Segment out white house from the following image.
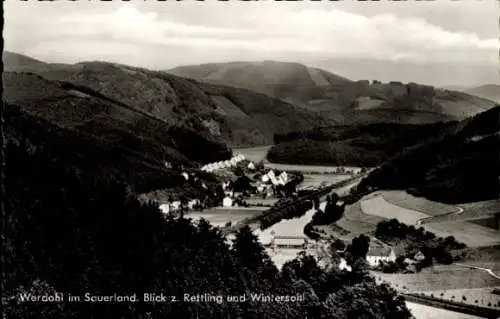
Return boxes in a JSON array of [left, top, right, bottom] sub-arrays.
[[366, 245, 397, 267], [279, 171, 288, 182], [230, 157, 239, 166], [261, 174, 270, 183], [171, 201, 182, 211], [339, 258, 352, 272], [159, 204, 170, 215], [223, 197, 233, 207], [268, 170, 275, 179], [248, 162, 255, 170]]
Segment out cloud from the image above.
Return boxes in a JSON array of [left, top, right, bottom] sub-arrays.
[[4, 2, 497, 69]]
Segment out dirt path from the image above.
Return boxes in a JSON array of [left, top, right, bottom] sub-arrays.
[[454, 263, 500, 281], [417, 207, 464, 225]]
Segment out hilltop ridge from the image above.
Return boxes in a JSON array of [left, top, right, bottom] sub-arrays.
[[168, 61, 497, 125]]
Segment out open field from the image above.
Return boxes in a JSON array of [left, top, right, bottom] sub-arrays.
[[461, 246, 500, 263], [382, 191, 457, 217], [264, 163, 363, 174], [383, 191, 499, 226], [334, 201, 383, 234], [405, 302, 484, 319], [362, 196, 430, 225], [245, 198, 280, 207], [432, 200, 500, 224], [186, 207, 266, 227], [426, 287, 500, 309], [361, 194, 500, 247], [424, 222, 500, 248], [233, 145, 272, 163], [300, 174, 351, 189], [373, 266, 500, 293]]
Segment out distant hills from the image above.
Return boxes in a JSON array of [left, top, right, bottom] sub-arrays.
[[311, 58, 498, 89], [442, 84, 500, 104], [168, 61, 497, 125], [464, 85, 500, 104], [168, 60, 351, 97]]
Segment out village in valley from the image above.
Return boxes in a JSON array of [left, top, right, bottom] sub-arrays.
[[139, 147, 500, 318]]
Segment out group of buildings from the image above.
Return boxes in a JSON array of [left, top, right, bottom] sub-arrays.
[[200, 154, 252, 173]]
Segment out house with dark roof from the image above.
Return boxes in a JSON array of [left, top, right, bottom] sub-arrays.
[[366, 244, 396, 267]]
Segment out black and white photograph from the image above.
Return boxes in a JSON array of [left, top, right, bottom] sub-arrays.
[[2, 0, 500, 318]]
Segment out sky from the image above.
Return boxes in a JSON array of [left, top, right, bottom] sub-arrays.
[[4, 0, 499, 85]]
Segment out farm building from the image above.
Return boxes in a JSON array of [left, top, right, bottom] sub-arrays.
[[366, 245, 397, 267], [414, 251, 426, 261], [159, 203, 170, 215], [339, 258, 352, 272], [270, 236, 309, 249], [223, 197, 233, 207]]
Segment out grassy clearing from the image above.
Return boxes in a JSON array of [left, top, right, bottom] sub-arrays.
[[373, 266, 500, 293], [361, 196, 429, 225], [426, 287, 500, 309], [300, 174, 351, 189], [335, 201, 384, 234], [423, 222, 500, 248], [429, 200, 500, 223], [361, 195, 500, 247], [186, 207, 265, 227], [264, 163, 362, 174], [382, 191, 457, 217], [245, 198, 280, 207], [461, 246, 500, 263]]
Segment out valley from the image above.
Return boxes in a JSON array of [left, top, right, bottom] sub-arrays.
[[4, 50, 499, 319]]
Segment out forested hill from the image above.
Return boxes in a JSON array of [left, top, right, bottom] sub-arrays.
[[4, 139, 412, 318], [355, 106, 500, 204], [4, 51, 327, 147], [3, 71, 234, 194], [268, 121, 457, 167]]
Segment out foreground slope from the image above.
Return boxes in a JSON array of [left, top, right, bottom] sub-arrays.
[[169, 61, 496, 125], [4, 52, 327, 147], [355, 106, 500, 204]]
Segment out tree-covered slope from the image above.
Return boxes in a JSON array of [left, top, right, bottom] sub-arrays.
[[355, 106, 500, 204]]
